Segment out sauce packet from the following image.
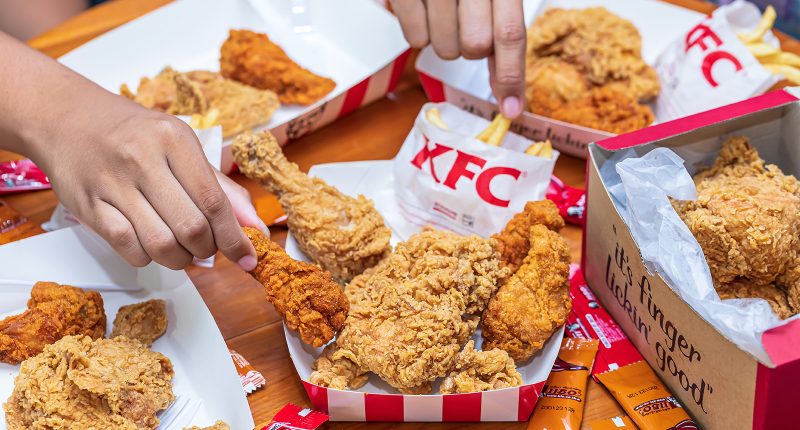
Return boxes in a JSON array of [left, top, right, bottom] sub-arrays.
[[588, 415, 638, 429], [0, 159, 50, 194], [229, 349, 266, 395], [0, 200, 44, 245], [529, 338, 599, 429], [260, 404, 329, 430], [545, 176, 585, 226]]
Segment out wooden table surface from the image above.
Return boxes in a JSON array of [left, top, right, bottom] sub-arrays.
[[2, 0, 798, 428]]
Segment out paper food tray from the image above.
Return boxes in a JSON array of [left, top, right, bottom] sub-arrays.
[[58, 0, 410, 173], [0, 227, 252, 430], [416, 0, 705, 158], [281, 160, 563, 422]]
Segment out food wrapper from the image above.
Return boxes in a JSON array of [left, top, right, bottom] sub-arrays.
[[588, 415, 639, 429], [259, 404, 329, 430], [529, 338, 599, 429], [546, 177, 585, 226], [229, 349, 266, 395], [600, 146, 797, 365], [0, 159, 50, 194], [393, 102, 558, 236], [655, 0, 779, 121], [0, 200, 44, 245]]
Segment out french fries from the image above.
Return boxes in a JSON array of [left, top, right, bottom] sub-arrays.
[[475, 114, 511, 147], [189, 108, 220, 129], [739, 5, 800, 85], [425, 108, 449, 130], [524, 140, 554, 159]]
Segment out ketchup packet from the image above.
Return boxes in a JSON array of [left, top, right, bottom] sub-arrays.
[[588, 415, 639, 429], [0, 159, 50, 194], [545, 176, 585, 226], [229, 349, 266, 395], [0, 200, 44, 245], [260, 404, 329, 430]]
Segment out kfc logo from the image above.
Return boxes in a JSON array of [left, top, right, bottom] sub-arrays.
[[685, 21, 743, 87], [411, 135, 522, 207]]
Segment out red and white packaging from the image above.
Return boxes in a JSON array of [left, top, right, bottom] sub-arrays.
[[546, 177, 585, 226], [393, 102, 558, 236], [229, 349, 266, 395], [417, 0, 780, 158], [583, 89, 800, 429], [259, 404, 329, 430], [655, 0, 779, 121], [56, 0, 410, 174], [0, 160, 50, 194]]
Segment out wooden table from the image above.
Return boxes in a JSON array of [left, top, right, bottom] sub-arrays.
[[2, 1, 798, 428]]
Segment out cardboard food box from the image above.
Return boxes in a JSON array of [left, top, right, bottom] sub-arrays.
[[583, 89, 800, 429], [58, 0, 410, 173], [280, 160, 564, 422]]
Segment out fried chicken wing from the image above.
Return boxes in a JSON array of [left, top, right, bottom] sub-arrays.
[[220, 29, 336, 105], [111, 299, 168, 347], [492, 200, 565, 273], [4, 335, 174, 430], [121, 67, 279, 138], [482, 225, 572, 361], [0, 282, 106, 365], [329, 230, 508, 393], [440, 340, 523, 394], [233, 130, 391, 282], [673, 137, 800, 317], [244, 227, 348, 347]]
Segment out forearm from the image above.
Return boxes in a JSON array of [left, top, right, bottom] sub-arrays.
[[0, 31, 120, 160]]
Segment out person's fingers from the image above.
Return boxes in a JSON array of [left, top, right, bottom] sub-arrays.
[[427, 0, 460, 60], [214, 169, 269, 238], [89, 200, 151, 267], [458, 0, 493, 59], [141, 170, 216, 259], [113, 191, 193, 270], [491, 0, 526, 118], [391, 0, 429, 49], [161, 121, 256, 270]]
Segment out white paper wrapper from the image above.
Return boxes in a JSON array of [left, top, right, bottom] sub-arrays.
[[601, 147, 797, 365], [655, 0, 780, 121], [393, 103, 558, 237]]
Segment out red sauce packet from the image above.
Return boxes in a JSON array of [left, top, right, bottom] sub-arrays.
[[260, 404, 329, 430], [0, 200, 44, 245], [546, 176, 585, 226], [229, 349, 266, 395], [0, 159, 50, 194]]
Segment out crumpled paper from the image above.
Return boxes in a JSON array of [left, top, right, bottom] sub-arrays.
[[601, 147, 793, 366]]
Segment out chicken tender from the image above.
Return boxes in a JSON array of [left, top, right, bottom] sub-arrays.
[[220, 29, 336, 105], [4, 335, 174, 430], [492, 200, 565, 273], [233, 130, 391, 282], [332, 230, 508, 393], [482, 225, 572, 361], [0, 282, 106, 365], [440, 340, 523, 394], [243, 227, 349, 347], [111, 299, 168, 346]]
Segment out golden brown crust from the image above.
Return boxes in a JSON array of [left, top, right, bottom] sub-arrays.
[[243, 227, 349, 347], [440, 340, 523, 394], [492, 200, 565, 273], [549, 87, 655, 134], [716, 281, 793, 319], [0, 282, 106, 365], [220, 29, 336, 105], [182, 421, 230, 430], [111, 299, 168, 347]]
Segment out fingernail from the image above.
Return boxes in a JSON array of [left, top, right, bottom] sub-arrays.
[[257, 219, 270, 237], [237, 255, 257, 271], [501, 96, 522, 118]]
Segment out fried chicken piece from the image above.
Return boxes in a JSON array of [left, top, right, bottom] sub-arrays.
[[482, 225, 572, 361], [525, 58, 588, 116], [183, 421, 229, 430], [111, 299, 168, 347], [309, 343, 369, 390], [549, 87, 655, 134], [492, 200, 565, 273], [121, 67, 279, 138], [0, 282, 106, 365], [716, 280, 793, 319], [220, 29, 336, 105], [4, 335, 174, 430], [233, 130, 391, 282], [243, 227, 348, 347], [673, 137, 800, 288], [333, 230, 508, 393], [440, 341, 522, 394]]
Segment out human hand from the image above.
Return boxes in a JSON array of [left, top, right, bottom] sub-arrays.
[[30, 101, 262, 271], [391, 0, 526, 118]]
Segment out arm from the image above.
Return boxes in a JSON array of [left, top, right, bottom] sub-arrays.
[[0, 32, 265, 270]]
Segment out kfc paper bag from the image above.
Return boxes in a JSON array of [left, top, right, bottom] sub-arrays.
[[655, 0, 779, 121], [393, 103, 557, 236]]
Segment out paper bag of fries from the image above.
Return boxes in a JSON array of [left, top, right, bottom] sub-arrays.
[[655, 1, 794, 120], [393, 102, 558, 236]]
